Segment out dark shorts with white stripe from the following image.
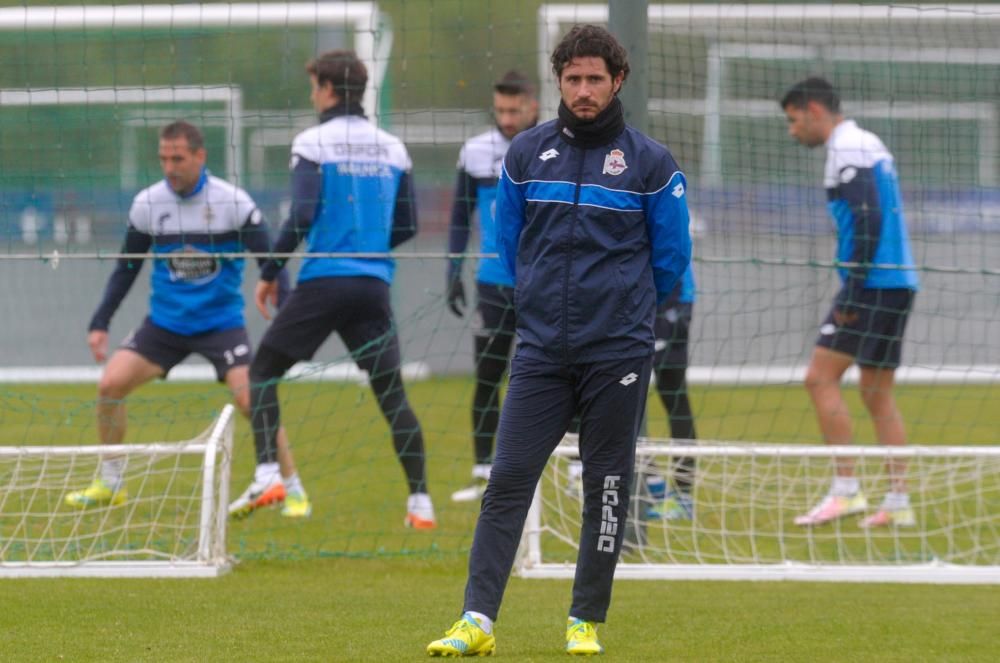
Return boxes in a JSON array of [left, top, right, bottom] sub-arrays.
[[815, 288, 915, 369], [121, 317, 252, 382]]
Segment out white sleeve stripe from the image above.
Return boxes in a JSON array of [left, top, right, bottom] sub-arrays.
[[645, 171, 685, 196], [524, 198, 643, 212], [505, 171, 685, 196]]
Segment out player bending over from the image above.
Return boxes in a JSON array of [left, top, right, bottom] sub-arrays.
[[71, 120, 309, 518], [782, 77, 919, 529]]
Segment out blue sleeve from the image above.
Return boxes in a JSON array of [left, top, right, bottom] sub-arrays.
[[261, 156, 321, 281], [644, 171, 692, 304], [447, 169, 476, 282], [88, 225, 152, 331], [390, 170, 418, 249], [495, 160, 526, 281], [837, 167, 882, 308]]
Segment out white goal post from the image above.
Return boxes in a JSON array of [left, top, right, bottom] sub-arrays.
[[538, 4, 1000, 187], [0, 86, 244, 193], [0, 3, 387, 118], [517, 437, 1000, 584], [0, 2, 392, 185], [0, 405, 235, 578]]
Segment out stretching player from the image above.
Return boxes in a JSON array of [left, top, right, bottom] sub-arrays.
[[234, 50, 436, 528], [70, 121, 307, 516], [447, 70, 538, 502]]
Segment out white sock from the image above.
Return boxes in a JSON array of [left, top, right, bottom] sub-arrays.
[[101, 459, 124, 491], [830, 476, 860, 497], [408, 492, 433, 510], [254, 462, 281, 486], [283, 472, 304, 496], [465, 611, 493, 634], [882, 491, 910, 511], [471, 464, 491, 480]]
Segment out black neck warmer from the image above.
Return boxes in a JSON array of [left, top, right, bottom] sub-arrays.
[[555, 96, 626, 149], [319, 100, 366, 123]]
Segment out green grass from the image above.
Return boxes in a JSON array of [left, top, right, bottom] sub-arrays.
[[2, 379, 1000, 660], [2, 558, 997, 661]]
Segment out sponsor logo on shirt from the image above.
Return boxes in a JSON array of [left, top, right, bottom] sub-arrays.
[[166, 245, 220, 284], [336, 162, 393, 177]]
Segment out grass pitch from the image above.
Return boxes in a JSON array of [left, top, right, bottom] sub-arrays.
[[1, 378, 999, 661]]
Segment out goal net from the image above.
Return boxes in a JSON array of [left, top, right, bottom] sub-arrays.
[[539, 4, 1000, 373], [1, 2, 999, 571], [516, 436, 1000, 583], [0, 405, 234, 578]]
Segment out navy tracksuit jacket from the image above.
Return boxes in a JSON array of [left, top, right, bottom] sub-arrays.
[[463, 117, 692, 623]]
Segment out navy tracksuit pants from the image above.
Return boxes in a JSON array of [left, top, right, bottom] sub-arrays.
[[463, 352, 652, 623]]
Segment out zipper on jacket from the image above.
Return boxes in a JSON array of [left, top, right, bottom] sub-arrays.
[[563, 147, 586, 362]]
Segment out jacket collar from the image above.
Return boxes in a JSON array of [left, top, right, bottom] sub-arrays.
[[555, 96, 626, 149]]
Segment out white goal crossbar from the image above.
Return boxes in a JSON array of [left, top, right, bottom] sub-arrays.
[[0, 405, 235, 578], [518, 438, 1000, 584], [538, 3, 1000, 185], [0, 3, 385, 122], [0, 86, 243, 191]]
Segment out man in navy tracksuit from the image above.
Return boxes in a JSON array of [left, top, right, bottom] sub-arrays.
[[427, 25, 691, 657]]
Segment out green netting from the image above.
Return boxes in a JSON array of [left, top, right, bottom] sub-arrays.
[[1, 2, 999, 572]]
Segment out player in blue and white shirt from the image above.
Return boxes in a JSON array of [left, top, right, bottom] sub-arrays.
[[646, 264, 698, 521], [782, 77, 919, 529], [238, 50, 436, 528], [69, 121, 306, 513], [446, 70, 538, 503]]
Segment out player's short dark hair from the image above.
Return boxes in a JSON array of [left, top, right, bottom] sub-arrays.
[[780, 76, 841, 113], [550, 24, 630, 83], [494, 70, 536, 97], [307, 49, 368, 101], [159, 121, 204, 151]]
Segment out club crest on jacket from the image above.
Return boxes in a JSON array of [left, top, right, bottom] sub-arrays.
[[602, 149, 627, 176]]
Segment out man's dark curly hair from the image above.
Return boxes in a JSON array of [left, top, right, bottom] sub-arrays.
[[550, 24, 630, 83]]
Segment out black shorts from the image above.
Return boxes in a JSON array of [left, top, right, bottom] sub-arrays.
[[473, 282, 516, 341], [653, 302, 692, 369], [816, 288, 915, 369], [121, 317, 252, 382], [258, 276, 401, 374]]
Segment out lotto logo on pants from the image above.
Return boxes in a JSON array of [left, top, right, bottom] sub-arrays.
[[597, 475, 621, 552]]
